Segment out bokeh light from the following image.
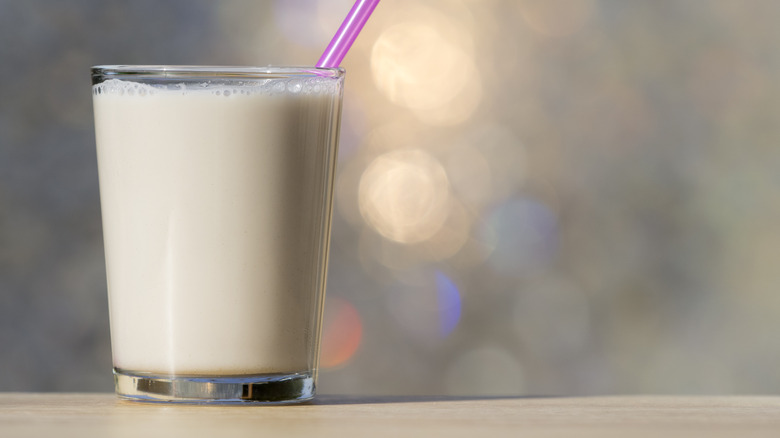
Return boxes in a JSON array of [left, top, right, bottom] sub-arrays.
[[320, 296, 363, 369], [359, 149, 451, 244], [370, 7, 481, 125], [435, 271, 461, 337]]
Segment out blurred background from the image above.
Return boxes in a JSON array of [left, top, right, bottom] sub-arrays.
[[2, 0, 780, 396]]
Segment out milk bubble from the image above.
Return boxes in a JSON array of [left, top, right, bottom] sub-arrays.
[[93, 77, 340, 97]]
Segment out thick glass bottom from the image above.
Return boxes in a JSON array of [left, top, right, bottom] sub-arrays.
[[113, 368, 315, 404]]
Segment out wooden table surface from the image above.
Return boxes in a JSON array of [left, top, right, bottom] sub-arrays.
[[2, 393, 780, 437]]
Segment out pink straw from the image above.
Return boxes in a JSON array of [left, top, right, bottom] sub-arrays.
[[316, 0, 381, 68]]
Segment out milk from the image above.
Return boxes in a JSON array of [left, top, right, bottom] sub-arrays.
[[93, 76, 342, 376]]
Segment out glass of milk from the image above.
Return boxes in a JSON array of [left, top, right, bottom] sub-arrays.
[[91, 66, 344, 404]]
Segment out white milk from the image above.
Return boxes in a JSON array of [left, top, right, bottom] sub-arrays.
[[93, 77, 341, 376]]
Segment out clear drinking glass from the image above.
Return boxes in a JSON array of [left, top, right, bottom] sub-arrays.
[[91, 66, 344, 403]]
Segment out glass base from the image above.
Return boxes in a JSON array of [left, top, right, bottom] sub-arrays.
[[113, 368, 315, 404]]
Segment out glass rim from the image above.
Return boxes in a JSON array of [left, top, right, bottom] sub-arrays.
[[91, 65, 345, 82]]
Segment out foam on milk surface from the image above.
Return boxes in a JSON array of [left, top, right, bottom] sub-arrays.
[[93, 77, 340, 98], [94, 78, 340, 376]]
